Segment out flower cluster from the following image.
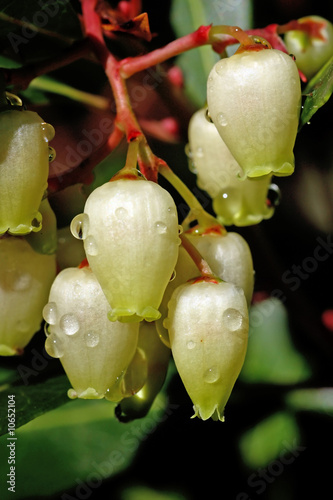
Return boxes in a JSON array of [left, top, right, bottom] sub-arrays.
[[0, 13, 331, 422]]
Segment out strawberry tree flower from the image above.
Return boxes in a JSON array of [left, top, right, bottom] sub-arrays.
[[0, 107, 55, 235], [70, 170, 181, 323], [284, 16, 333, 79], [187, 107, 275, 225], [165, 277, 249, 421], [0, 236, 56, 355], [43, 264, 140, 400], [207, 45, 302, 178]]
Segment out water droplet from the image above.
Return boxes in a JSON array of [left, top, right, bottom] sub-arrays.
[[115, 207, 128, 219], [41, 122, 55, 142], [205, 108, 213, 122], [45, 334, 64, 358], [195, 147, 204, 158], [204, 366, 220, 383], [223, 308, 244, 331], [178, 225, 183, 235], [266, 183, 281, 208], [44, 322, 51, 337], [156, 221, 167, 234], [43, 302, 58, 325], [184, 143, 192, 159], [70, 213, 89, 240], [12, 273, 31, 291], [170, 269, 176, 282], [86, 331, 99, 347], [85, 235, 98, 256], [217, 112, 228, 127], [187, 340, 196, 350], [48, 146, 56, 162], [60, 313, 80, 336], [289, 53, 296, 61]]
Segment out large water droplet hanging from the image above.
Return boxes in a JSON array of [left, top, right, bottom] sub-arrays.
[[43, 302, 58, 325], [70, 213, 89, 240], [41, 122, 55, 142], [266, 183, 281, 208], [60, 313, 80, 336], [45, 334, 64, 358], [48, 146, 56, 162], [203, 366, 220, 384], [223, 308, 244, 331]]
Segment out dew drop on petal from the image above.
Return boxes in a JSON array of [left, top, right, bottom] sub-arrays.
[[204, 366, 220, 383], [115, 207, 128, 219], [70, 213, 89, 240], [195, 147, 204, 158], [43, 302, 58, 325], [12, 273, 31, 292], [187, 340, 196, 350], [45, 334, 64, 358], [60, 313, 80, 336], [223, 308, 244, 331], [84, 235, 99, 256], [85, 331, 100, 347], [48, 146, 56, 162], [267, 183, 281, 208], [155, 221, 167, 234], [217, 112, 228, 127]]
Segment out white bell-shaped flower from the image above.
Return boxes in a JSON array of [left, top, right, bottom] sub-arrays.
[[43, 265, 139, 400], [207, 48, 301, 178], [71, 177, 180, 322], [165, 278, 249, 421], [0, 236, 56, 355], [0, 110, 55, 235]]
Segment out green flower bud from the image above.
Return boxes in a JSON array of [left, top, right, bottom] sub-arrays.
[[207, 49, 301, 178], [0, 236, 56, 355], [0, 110, 55, 235], [70, 178, 181, 323], [165, 279, 249, 421], [188, 107, 274, 225], [284, 16, 333, 79], [116, 321, 171, 421], [43, 266, 139, 400]]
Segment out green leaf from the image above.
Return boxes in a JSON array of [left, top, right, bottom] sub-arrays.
[[0, 0, 82, 64], [240, 298, 311, 385], [300, 55, 333, 128], [0, 393, 171, 499], [285, 388, 333, 416], [0, 375, 70, 436], [239, 411, 300, 469], [170, 0, 253, 107]]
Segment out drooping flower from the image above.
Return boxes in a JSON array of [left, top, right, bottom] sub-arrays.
[[207, 48, 301, 178]]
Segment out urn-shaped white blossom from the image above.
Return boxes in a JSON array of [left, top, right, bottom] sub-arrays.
[[0, 236, 56, 355], [0, 110, 55, 235], [185, 229, 254, 305], [188, 107, 274, 225], [284, 16, 333, 79], [71, 177, 180, 323], [43, 265, 139, 400], [165, 278, 249, 421], [207, 48, 301, 178]]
